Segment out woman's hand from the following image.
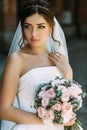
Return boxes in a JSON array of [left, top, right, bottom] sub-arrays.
[[63, 118, 76, 126], [48, 52, 73, 79], [54, 118, 76, 126]]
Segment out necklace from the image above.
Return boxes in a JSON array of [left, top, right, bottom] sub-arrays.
[[24, 44, 50, 65], [38, 53, 48, 64]]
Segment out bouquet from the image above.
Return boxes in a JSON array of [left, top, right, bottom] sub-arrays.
[[34, 76, 86, 130]]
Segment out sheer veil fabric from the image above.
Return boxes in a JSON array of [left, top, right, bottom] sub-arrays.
[[8, 17, 69, 62]]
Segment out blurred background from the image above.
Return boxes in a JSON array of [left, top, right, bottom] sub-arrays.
[[0, 0, 87, 129]]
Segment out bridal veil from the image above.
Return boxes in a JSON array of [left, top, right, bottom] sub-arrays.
[[8, 17, 69, 62]]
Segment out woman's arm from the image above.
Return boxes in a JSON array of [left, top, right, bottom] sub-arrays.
[[48, 52, 76, 127], [0, 52, 42, 124]]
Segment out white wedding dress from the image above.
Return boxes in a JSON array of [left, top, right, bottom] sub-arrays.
[[1, 66, 64, 130], [1, 16, 68, 130]]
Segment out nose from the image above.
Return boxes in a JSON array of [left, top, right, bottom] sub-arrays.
[[31, 27, 37, 37]]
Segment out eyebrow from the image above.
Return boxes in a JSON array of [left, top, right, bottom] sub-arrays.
[[37, 23, 46, 25], [24, 23, 46, 25]]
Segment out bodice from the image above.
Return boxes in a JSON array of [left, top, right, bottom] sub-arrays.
[[17, 66, 63, 113]]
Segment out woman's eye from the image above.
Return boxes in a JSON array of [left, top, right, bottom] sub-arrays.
[[24, 24, 30, 29], [38, 25, 45, 29]]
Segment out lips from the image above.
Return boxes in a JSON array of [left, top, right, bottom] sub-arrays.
[[31, 39, 40, 42]]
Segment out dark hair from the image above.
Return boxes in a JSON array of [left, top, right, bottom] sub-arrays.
[[20, 0, 55, 27]]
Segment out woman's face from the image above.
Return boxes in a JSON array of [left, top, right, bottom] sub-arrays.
[[23, 14, 52, 48]]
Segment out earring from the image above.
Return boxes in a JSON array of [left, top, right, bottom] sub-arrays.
[[20, 39, 28, 48], [24, 39, 28, 44]]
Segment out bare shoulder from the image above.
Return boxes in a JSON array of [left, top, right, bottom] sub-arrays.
[[7, 51, 24, 68], [7, 51, 24, 63], [2, 51, 25, 79]]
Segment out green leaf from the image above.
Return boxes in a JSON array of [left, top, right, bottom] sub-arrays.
[[64, 119, 83, 130], [56, 90, 62, 97], [71, 99, 80, 112], [57, 117, 63, 124], [82, 92, 87, 98], [48, 99, 57, 108]]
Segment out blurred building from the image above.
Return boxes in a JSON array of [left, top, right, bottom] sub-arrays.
[[0, 0, 87, 53]]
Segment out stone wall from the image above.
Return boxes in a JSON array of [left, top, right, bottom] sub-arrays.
[[79, 0, 87, 37], [49, 0, 87, 37], [0, 0, 17, 53]]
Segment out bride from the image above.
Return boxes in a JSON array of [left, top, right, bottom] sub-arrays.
[[0, 0, 75, 130]]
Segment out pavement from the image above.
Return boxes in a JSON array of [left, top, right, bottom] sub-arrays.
[[0, 37, 87, 129]]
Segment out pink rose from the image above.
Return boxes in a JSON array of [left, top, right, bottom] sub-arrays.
[[38, 108, 54, 125], [43, 109, 54, 125], [62, 111, 76, 123], [44, 88, 56, 99], [39, 90, 45, 98], [68, 84, 82, 98], [51, 79, 60, 87], [45, 110, 54, 120], [52, 102, 62, 111], [61, 102, 72, 113], [57, 85, 67, 92], [61, 91, 70, 102], [42, 98, 49, 107], [61, 102, 76, 123], [37, 107, 47, 118], [51, 78, 65, 87]]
